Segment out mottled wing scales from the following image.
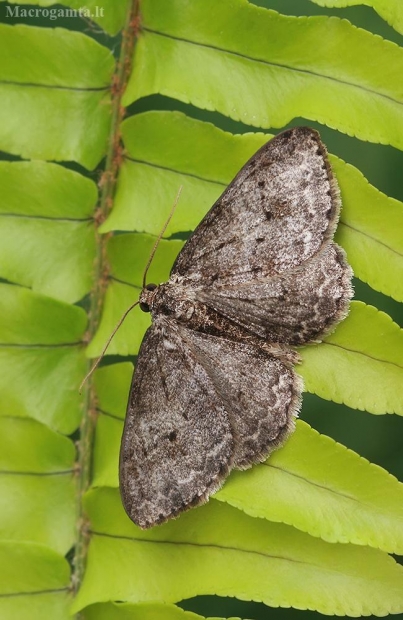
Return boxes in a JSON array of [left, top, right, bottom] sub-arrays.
[[172, 127, 339, 285], [178, 326, 301, 468], [120, 321, 234, 529], [196, 243, 353, 345], [121, 319, 300, 528]]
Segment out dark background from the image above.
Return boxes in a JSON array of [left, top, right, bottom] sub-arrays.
[[1, 1, 402, 618]]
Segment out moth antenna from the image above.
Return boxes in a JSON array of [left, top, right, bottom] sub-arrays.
[[142, 186, 183, 288], [79, 300, 140, 393]]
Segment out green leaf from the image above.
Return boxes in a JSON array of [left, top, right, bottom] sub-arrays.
[[0, 468, 76, 554], [0, 84, 110, 168], [92, 363, 132, 487], [0, 217, 95, 304], [120, 111, 262, 185], [74, 490, 403, 616], [91, 363, 127, 489], [0, 417, 75, 471], [299, 301, 403, 414], [216, 420, 403, 554], [100, 111, 261, 236], [92, 413, 123, 488], [0, 23, 113, 87], [309, 0, 403, 35], [0, 541, 71, 620], [0, 162, 97, 219], [0, 285, 87, 433], [94, 362, 133, 420], [0, 24, 113, 168], [102, 111, 403, 302], [83, 601, 235, 620], [0, 283, 87, 345], [124, 0, 403, 149], [332, 155, 403, 303], [108, 233, 184, 289], [0, 417, 76, 554], [0, 347, 86, 434], [0, 161, 97, 303]]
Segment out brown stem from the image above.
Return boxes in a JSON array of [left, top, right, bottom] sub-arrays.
[[72, 0, 141, 609]]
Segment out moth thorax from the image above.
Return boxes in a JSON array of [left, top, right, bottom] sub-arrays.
[[139, 283, 158, 313], [148, 282, 196, 322]]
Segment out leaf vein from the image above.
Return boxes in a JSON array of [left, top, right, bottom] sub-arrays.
[[126, 156, 227, 187], [0, 469, 74, 477], [339, 221, 403, 258], [97, 407, 123, 421], [0, 213, 93, 223], [322, 341, 403, 370], [144, 28, 402, 107], [0, 79, 109, 93], [265, 462, 358, 502], [0, 342, 83, 349], [91, 529, 310, 565], [0, 587, 69, 598]]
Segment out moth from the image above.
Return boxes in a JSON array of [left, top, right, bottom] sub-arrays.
[[120, 127, 353, 529]]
